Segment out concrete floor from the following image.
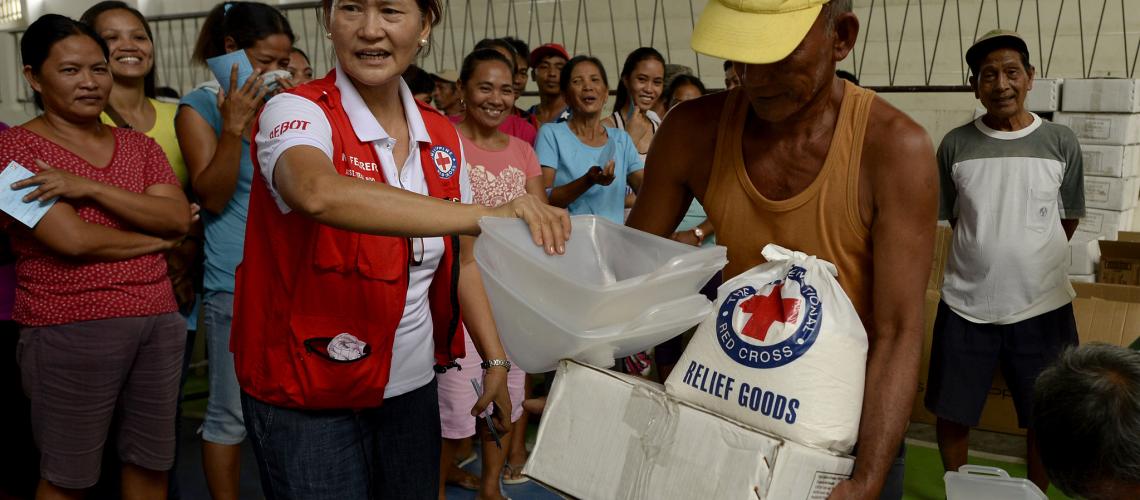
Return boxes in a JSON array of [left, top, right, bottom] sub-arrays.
[[906, 422, 1028, 461]]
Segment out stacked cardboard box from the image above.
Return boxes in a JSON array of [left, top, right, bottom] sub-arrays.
[[1056, 79, 1140, 243], [1068, 237, 1101, 283], [1026, 78, 1062, 114], [527, 361, 855, 499]]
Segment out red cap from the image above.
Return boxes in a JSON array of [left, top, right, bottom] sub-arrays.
[[528, 43, 570, 67]]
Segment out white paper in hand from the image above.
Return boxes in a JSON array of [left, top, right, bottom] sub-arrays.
[[0, 161, 56, 228]]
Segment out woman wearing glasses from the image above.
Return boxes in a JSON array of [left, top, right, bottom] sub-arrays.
[[233, 0, 569, 497]]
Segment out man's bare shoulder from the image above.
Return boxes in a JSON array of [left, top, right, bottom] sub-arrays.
[[647, 91, 728, 173], [656, 91, 728, 142], [863, 94, 936, 174]]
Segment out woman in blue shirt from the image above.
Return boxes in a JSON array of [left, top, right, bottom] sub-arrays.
[[536, 55, 643, 224], [172, 3, 293, 498]]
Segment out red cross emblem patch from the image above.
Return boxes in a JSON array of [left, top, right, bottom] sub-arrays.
[[431, 146, 458, 179], [738, 283, 800, 342]]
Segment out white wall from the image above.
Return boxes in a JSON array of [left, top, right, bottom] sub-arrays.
[[3, 0, 1140, 146]]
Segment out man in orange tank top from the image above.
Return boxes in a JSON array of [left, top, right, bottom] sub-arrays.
[[628, 1, 938, 498]]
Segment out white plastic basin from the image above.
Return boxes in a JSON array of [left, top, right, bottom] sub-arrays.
[[476, 215, 726, 330], [945, 465, 1047, 500], [479, 266, 713, 372]]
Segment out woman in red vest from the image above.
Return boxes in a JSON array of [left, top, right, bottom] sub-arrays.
[[234, 0, 569, 497]]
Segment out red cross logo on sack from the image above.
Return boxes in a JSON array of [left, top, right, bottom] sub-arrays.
[[738, 283, 800, 342], [431, 146, 458, 179]]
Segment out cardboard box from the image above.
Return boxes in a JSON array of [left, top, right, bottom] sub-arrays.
[[1072, 282, 1140, 347], [1076, 207, 1135, 240], [1070, 274, 1097, 283], [1081, 144, 1140, 178], [1084, 176, 1140, 210], [1027, 78, 1062, 112], [913, 284, 1140, 434], [1098, 232, 1140, 285], [1061, 78, 1140, 113], [929, 222, 953, 291], [1068, 237, 1102, 275], [528, 360, 855, 500], [1055, 112, 1140, 145]]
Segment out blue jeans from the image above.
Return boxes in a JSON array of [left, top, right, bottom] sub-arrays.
[[242, 379, 441, 500], [202, 291, 246, 444]]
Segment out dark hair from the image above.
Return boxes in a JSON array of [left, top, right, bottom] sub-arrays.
[[664, 74, 706, 108], [612, 47, 665, 113], [79, 1, 156, 98], [473, 38, 518, 72], [292, 46, 310, 64], [320, 0, 442, 31], [1034, 343, 1140, 499], [22, 14, 110, 110], [192, 2, 294, 65], [835, 69, 859, 85], [723, 59, 734, 72], [501, 37, 530, 65], [459, 48, 515, 85], [402, 65, 435, 96], [558, 55, 608, 95], [156, 86, 180, 100]]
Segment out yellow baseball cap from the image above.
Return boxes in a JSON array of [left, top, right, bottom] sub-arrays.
[[691, 0, 831, 64]]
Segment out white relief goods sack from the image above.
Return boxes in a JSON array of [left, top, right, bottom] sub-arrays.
[[664, 244, 868, 453]]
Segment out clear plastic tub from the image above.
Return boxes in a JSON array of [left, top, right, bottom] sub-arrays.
[[476, 215, 726, 330], [479, 267, 713, 372], [944, 465, 1047, 500]]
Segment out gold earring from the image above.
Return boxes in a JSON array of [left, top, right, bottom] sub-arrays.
[[419, 38, 428, 47], [326, 32, 333, 39]]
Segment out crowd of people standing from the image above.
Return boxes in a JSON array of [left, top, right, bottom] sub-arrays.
[[1, 0, 1128, 499], [0, 0, 713, 498]]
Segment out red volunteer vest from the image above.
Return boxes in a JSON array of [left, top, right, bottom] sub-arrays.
[[231, 72, 465, 409]]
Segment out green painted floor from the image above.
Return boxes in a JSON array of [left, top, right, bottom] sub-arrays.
[[902, 442, 1073, 500]]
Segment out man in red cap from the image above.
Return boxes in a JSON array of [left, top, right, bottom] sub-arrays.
[[526, 43, 570, 127], [629, 1, 937, 498]]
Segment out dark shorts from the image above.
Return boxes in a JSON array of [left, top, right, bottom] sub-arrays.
[[17, 313, 186, 489], [924, 301, 1078, 428]]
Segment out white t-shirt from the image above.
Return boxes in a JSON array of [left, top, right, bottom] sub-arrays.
[[256, 66, 472, 398], [938, 113, 1085, 324]]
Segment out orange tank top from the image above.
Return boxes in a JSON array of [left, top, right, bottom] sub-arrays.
[[705, 80, 876, 322]]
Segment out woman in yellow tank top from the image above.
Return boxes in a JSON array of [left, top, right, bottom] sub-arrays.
[[81, 2, 200, 341], [81, 2, 188, 187]]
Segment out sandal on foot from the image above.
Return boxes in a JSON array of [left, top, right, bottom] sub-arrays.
[[456, 451, 478, 468], [502, 462, 530, 485], [446, 466, 480, 491]]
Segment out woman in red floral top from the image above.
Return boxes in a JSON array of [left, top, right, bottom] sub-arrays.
[[0, 15, 190, 499]]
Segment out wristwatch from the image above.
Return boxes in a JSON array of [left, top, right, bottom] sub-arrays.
[[481, 359, 512, 371], [692, 227, 706, 245]]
